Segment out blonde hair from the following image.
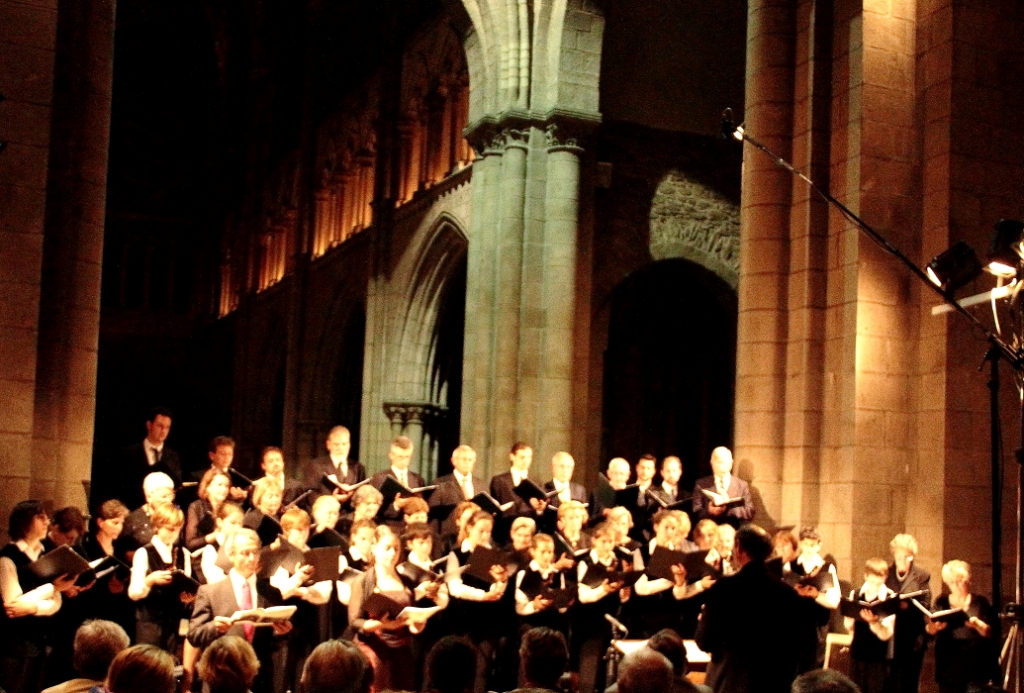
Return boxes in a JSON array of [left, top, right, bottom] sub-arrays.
[[198, 468, 231, 502], [889, 533, 918, 556], [510, 516, 536, 535], [864, 557, 889, 578], [556, 500, 586, 523], [607, 506, 633, 530], [941, 559, 971, 584], [281, 507, 311, 533], [149, 503, 183, 530], [670, 509, 691, 537], [251, 477, 283, 510]]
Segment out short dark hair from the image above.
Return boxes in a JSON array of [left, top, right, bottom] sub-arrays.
[[300, 640, 372, 693], [146, 406, 173, 423], [425, 636, 478, 693], [52, 506, 87, 535], [519, 627, 568, 687], [8, 500, 47, 541], [511, 442, 532, 455], [403, 522, 434, 543], [799, 526, 821, 543], [646, 629, 687, 675], [791, 669, 861, 693], [735, 524, 774, 562], [209, 436, 236, 453], [73, 620, 130, 680], [638, 454, 657, 464], [106, 644, 176, 693], [261, 445, 283, 461], [391, 435, 413, 450]]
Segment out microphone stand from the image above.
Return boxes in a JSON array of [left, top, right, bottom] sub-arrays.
[[723, 111, 1023, 692], [604, 619, 629, 686]]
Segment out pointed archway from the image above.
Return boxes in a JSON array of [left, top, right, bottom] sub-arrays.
[[601, 258, 736, 488]]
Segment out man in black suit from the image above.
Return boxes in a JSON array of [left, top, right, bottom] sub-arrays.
[[490, 442, 545, 543], [192, 436, 248, 503], [110, 406, 182, 509], [369, 436, 425, 531], [691, 447, 754, 527], [542, 451, 591, 517], [429, 444, 486, 535], [885, 534, 932, 693], [695, 524, 801, 693], [188, 528, 293, 693], [305, 426, 366, 505], [257, 446, 307, 508]]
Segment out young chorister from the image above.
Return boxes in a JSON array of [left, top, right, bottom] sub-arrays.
[[444, 510, 510, 692], [196, 501, 244, 585], [127, 502, 195, 656], [514, 533, 573, 637], [786, 526, 841, 672], [574, 522, 629, 693], [400, 522, 449, 689], [308, 495, 347, 550], [844, 558, 896, 693]]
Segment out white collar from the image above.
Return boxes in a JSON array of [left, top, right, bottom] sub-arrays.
[[454, 471, 471, 484], [151, 535, 175, 563], [529, 559, 556, 577], [331, 456, 348, 468], [460, 539, 489, 553], [554, 479, 569, 490], [349, 547, 368, 563], [229, 568, 257, 597], [662, 481, 677, 492], [15, 539, 45, 561], [589, 549, 615, 567], [409, 553, 433, 570], [795, 553, 824, 572], [511, 469, 527, 484], [859, 582, 893, 602], [144, 439, 163, 453], [391, 467, 408, 480], [714, 474, 731, 488]]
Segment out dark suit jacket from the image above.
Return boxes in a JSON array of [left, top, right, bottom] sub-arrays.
[[542, 480, 591, 509], [429, 473, 486, 534], [490, 472, 532, 517], [112, 443, 182, 509], [370, 468, 426, 529], [304, 456, 366, 497], [691, 475, 754, 526], [188, 573, 288, 683], [695, 562, 801, 693], [885, 561, 932, 656]]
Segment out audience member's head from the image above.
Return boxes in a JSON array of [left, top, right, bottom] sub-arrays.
[[106, 644, 176, 693], [791, 669, 861, 693], [72, 620, 130, 681], [425, 636, 479, 693], [519, 627, 568, 689], [300, 640, 372, 693], [646, 629, 688, 677], [617, 647, 673, 693], [196, 636, 260, 693]]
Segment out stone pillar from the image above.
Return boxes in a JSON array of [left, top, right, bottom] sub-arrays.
[[0, 0, 59, 525], [537, 123, 584, 458], [30, 0, 116, 510], [490, 126, 529, 468], [734, 0, 796, 525], [460, 127, 504, 467]]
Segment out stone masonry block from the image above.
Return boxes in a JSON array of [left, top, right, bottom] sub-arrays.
[[0, 142, 49, 189], [0, 2, 56, 50], [0, 325, 37, 383], [0, 280, 40, 331], [0, 100, 51, 148], [0, 228, 43, 281], [0, 42, 55, 104], [0, 377, 35, 434]]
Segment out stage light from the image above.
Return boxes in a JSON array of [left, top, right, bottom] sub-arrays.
[[987, 219, 1024, 277], [926, 241, 982, 293]]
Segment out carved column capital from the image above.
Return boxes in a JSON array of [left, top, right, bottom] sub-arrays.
[[543, 109, 601, 154], [382, 401, 448, 428]]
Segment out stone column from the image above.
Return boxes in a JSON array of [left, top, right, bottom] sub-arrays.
[[0, 0, 59, 525], [30, 0, 116, 509], [460, 127, 504, 466], [536, 123, 584, 458], [734, 0, 796, 524], [490, 126, 529, 469]]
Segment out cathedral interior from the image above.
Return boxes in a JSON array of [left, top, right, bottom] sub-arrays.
[[2, 0, 1024, 613]]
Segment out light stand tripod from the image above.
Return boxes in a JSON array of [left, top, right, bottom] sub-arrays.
[[603, 614, 630, 687], [722, 108, 1024, 692]]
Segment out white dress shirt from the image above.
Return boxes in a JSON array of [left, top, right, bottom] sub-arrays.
[[0, 540, 62, 616]]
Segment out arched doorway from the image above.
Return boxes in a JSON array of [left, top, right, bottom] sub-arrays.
[[601, 258, 736, 488]]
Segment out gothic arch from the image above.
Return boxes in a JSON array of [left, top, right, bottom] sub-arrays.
[[395, 214, 469, 404], [649, 170, 740, 289]]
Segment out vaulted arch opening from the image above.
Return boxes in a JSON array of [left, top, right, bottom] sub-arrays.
[[601, 258, 736, 487]]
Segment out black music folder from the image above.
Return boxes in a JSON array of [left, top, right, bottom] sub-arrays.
[[27, 545, 91, 583]]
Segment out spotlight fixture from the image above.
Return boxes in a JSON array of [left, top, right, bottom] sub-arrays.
[[987, 219, 1024, 277], [926, 241, 982, 293]]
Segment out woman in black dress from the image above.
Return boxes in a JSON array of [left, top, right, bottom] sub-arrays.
[[348, 527, 429, 692], [185, 469, 232, 552], [76, 499, 134, 636], [925, 559, 998, 693]]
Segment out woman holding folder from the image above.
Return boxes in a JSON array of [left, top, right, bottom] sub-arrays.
[[349, 526, 426, 692], [0, 500, 77, 693]]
